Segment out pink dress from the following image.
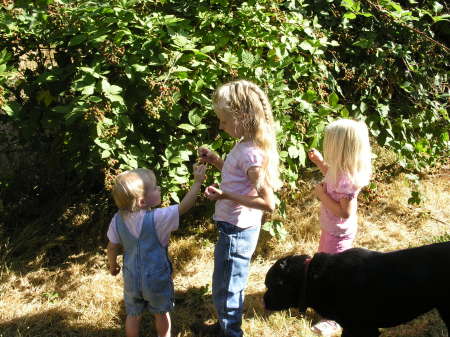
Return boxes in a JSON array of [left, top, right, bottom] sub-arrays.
[[318, 173, 360, 253], [213, 141, 264, 229]]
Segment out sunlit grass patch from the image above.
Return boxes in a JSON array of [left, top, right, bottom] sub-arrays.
[[0, 165, 448, 337]]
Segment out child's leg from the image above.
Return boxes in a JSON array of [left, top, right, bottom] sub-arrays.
[[125, 315, 142, 337], [318, 230, 355, 254], [154, 312, 171, 337], [313, 230, 354, 336], [212, 222, 260, 337]]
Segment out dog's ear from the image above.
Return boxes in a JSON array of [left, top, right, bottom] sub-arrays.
[[308, 252, 331, 280], [281, 255, 309, 278], [278, 257, 290, 272]]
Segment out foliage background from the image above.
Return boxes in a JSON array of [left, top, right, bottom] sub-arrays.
[[0, 1, 449, 336], [0, 0, 449, 253]]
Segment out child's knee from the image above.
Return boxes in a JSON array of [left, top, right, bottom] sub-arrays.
[[154, 312, 170, 321], [126, 314, 142, 323]]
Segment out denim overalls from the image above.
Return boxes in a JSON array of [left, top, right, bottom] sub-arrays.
[[116, 210, 174, 315]]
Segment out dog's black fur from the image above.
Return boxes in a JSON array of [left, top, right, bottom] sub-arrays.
[[264, 242, 450, 337]]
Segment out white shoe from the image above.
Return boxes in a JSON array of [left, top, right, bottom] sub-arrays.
[[311, 320, 342, 336]]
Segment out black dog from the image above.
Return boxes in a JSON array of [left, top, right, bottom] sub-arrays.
[[264, 242, 450, 337]]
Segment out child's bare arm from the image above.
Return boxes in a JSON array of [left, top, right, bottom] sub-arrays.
[[107, 241, 121, 276], [308, 149, 328, 175], [198, 147, 224, 170], [204, 166, 276, 212], [314, 183, 356, 218], [179, 164, 207, 215]]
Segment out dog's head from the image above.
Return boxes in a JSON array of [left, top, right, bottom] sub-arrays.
[[263, 254, 311, 311]]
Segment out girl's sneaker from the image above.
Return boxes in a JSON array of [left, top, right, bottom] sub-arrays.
[[311, 320, 342, 336]]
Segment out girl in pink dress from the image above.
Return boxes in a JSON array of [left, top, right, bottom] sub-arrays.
[[308, 118, 372, 336]]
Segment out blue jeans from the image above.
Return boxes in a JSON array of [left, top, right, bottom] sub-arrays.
[[212, 221, 261, 337]]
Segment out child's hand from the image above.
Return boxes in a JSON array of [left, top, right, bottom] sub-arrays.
[[308, 148, 324, 166], [193, 163, 207, 183], [109, 263, 121, 276], [204, 184, 224, 200], [198, 147, 218, 165], [313, 182, 326, 200]]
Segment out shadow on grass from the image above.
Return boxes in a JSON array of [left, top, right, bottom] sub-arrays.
[[1, 192, 114, 274], [380, 309, 448, 337], [0, 287, 271, 337], [1, 193, 219, 277], [127, 287, 276, 336], [3, 285, 446, 337], [0, 308, 121, 337]]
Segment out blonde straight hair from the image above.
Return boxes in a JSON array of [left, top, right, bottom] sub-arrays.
[[112, 168, 156, 213], [212, 80, 282, 191], [323, 119, 372, 188]]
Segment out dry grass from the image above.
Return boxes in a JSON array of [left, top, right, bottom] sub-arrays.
[[1, 164, 449, 337]]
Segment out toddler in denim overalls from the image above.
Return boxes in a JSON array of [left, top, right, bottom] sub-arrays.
[[107, 165, 206, 337]]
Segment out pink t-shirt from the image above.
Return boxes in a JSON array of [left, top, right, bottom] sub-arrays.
[[107, 205, 179, 247], [213, 141, 264, 228], [319, 173, 360, 237]]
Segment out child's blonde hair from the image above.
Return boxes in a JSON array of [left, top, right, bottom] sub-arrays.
[[112, 168, 156, 212], [212, 80, 282, 191], [323, 119, 372, 188]]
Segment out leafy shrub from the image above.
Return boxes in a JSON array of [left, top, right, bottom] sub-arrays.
[[0, 0, 448, 234]]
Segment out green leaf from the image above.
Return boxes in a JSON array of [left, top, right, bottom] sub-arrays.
[[172, 66, 192, 73], [432, 14, 450, 22], [297, 143, 306, 167], [171, 33, 196, 50], [360, 101, 367, 113], [178, 124, 196, 132], [188, 109, 202, 126], [241, 50, 254, 66], [94, 138, 111, 151], [131, 64, 147, 72], [299, 40, 313, 52], [108, 94, 124, 104], [288, 145, 299, 159], [377, 104, 390, 118], [353, 38, 373, 48], [400, 81, 413, 93], [91, 35, 107, 43], [36, 89, 55, 107], [433, 1, 443, 14], [200, 46, 215, 53], [101, 149, 111, 158], [169, 156, 183, 164], [179, 150, 192, 161], [170, 191, 180, 203], [340, 107, 350, 117], [3, 101, 21, 117], [221, 52, 239, 66], [120, 153, 138, 168], [343, 12, 357, 19], [329, 92, 339, 107], [403, 143, 414, 152], [82, 84, 95, 95], [68, 34, 87, 47]]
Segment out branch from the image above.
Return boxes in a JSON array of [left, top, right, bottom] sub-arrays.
[[364, 0, 450, 54]]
